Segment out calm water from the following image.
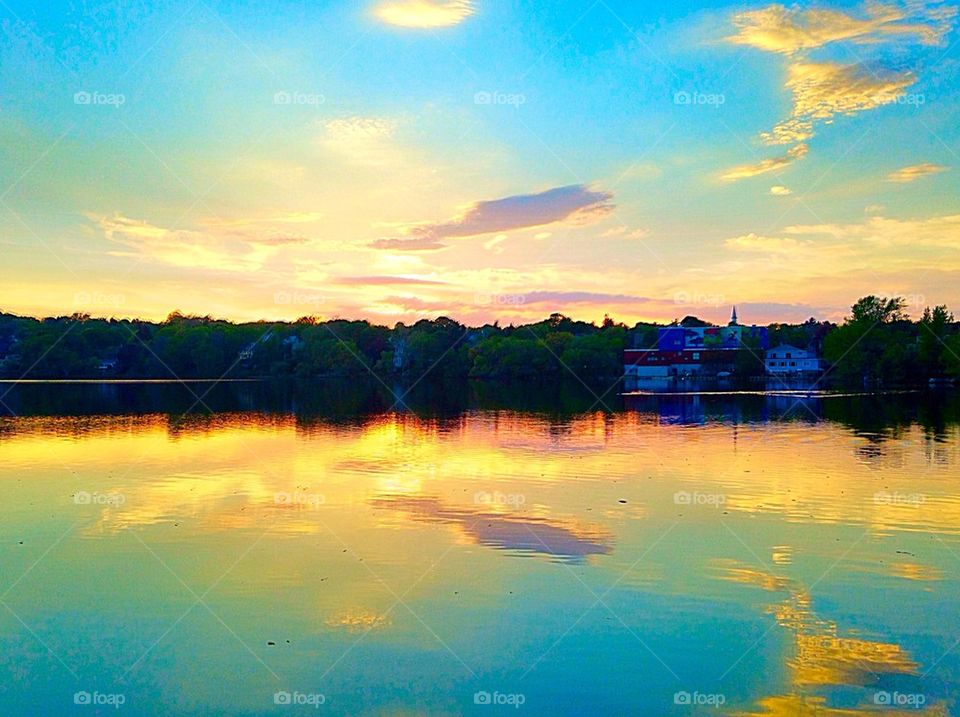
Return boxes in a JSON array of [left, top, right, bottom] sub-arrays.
[[1, 381, 959, 716]]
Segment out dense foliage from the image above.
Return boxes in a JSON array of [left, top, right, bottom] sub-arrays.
[[0, 311, 633, 382], [823, 297, 959, 385], [1, 297, 957, 385]]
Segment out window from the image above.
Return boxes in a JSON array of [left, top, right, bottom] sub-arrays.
[[693, 352, 700, 360], [785, 353, 792, 359]]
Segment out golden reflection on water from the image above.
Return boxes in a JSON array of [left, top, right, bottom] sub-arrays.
[[2, 409, 959, 713], [720, 561, 948, 715], [5, 411, 955, 537]]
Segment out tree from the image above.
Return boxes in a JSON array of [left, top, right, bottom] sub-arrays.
[[824, 297, 915, 384], [919, 305, 954, 378], [849, 296, 908, 324]]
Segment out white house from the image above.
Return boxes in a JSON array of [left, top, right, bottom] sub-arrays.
[[765, 345, 824, 375]]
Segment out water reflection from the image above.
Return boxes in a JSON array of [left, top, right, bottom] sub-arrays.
[[720, 561, 947, 715], [0, 385, 958, 715], [2, 379, 960, 435], [372, 494, 612, 562]]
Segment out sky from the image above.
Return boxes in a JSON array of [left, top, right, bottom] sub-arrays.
[[1, 0, 959, 326]]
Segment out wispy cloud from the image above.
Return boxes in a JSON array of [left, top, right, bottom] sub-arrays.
[[601, 225, 650, 239], [724, 1, 957, 172], [93, 214, 307, 271], [770, 185, 792, 196], [785, 213, 960, 247], [319, 116, 400, 167], [886, 162, 948, 183], [721, 144, 808, 182], [520, 291, 653, 305], [370, 184, 614, 251], [725, 233, 809, 253], [727, 3, 955, 54], [331, 275, 448, 286], [761, 62, 915, 145], [374, 0, 475, 28]]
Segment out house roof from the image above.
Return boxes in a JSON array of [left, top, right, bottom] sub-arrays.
[[766, 344, 808, 354]]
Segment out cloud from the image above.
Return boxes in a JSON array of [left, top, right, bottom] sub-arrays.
[[727, 3, 956, 54], [330, 275, 448, 286], [601, 225, 650, 239], [483, 234, 508, 254], [319, 117, 399, 167], [785, 213, 960, 247], [248, 233, 311, 246], [886, 162, 948, 182], [721, 144, 808, 182], [761, 62, 915, 145], [92, 214, 305, 271], [520, 291, 653, 305], [724, 1, 957, 173], [725, 233, 809, 253], [368, 236, 449, 251], [371, 184, 614, 250], [374, 0, 474, 28], [770, 185, 792, 195]]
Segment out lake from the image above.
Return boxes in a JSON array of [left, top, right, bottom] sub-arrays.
[[1, 380, 958, 715]]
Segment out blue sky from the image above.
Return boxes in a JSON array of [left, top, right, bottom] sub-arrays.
[[1, 0, 959, 324]]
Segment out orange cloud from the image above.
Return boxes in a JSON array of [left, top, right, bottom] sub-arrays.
[[92, 214, 309, 271], [725, 233, 808, 253], [720, 144, 808, 182], [887, 162, 949, 183], [727, 3, 956, 54], [762, 62, 915, 145]]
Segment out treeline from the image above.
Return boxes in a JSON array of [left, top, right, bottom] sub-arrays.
[[0, 311, 630, 381], [823, 297, 960, 384], [0, 296, 958, 385]]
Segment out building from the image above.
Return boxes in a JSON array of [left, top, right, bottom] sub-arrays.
[[765, 345, 824, 375], [624, 348, 738, 378], [624, 308, 769, 380]]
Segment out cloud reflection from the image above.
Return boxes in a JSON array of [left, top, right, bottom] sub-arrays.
[[372, 494, 612, 562]]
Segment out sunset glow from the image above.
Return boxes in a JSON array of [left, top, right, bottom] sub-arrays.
[[2, 1, 958, 325]]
